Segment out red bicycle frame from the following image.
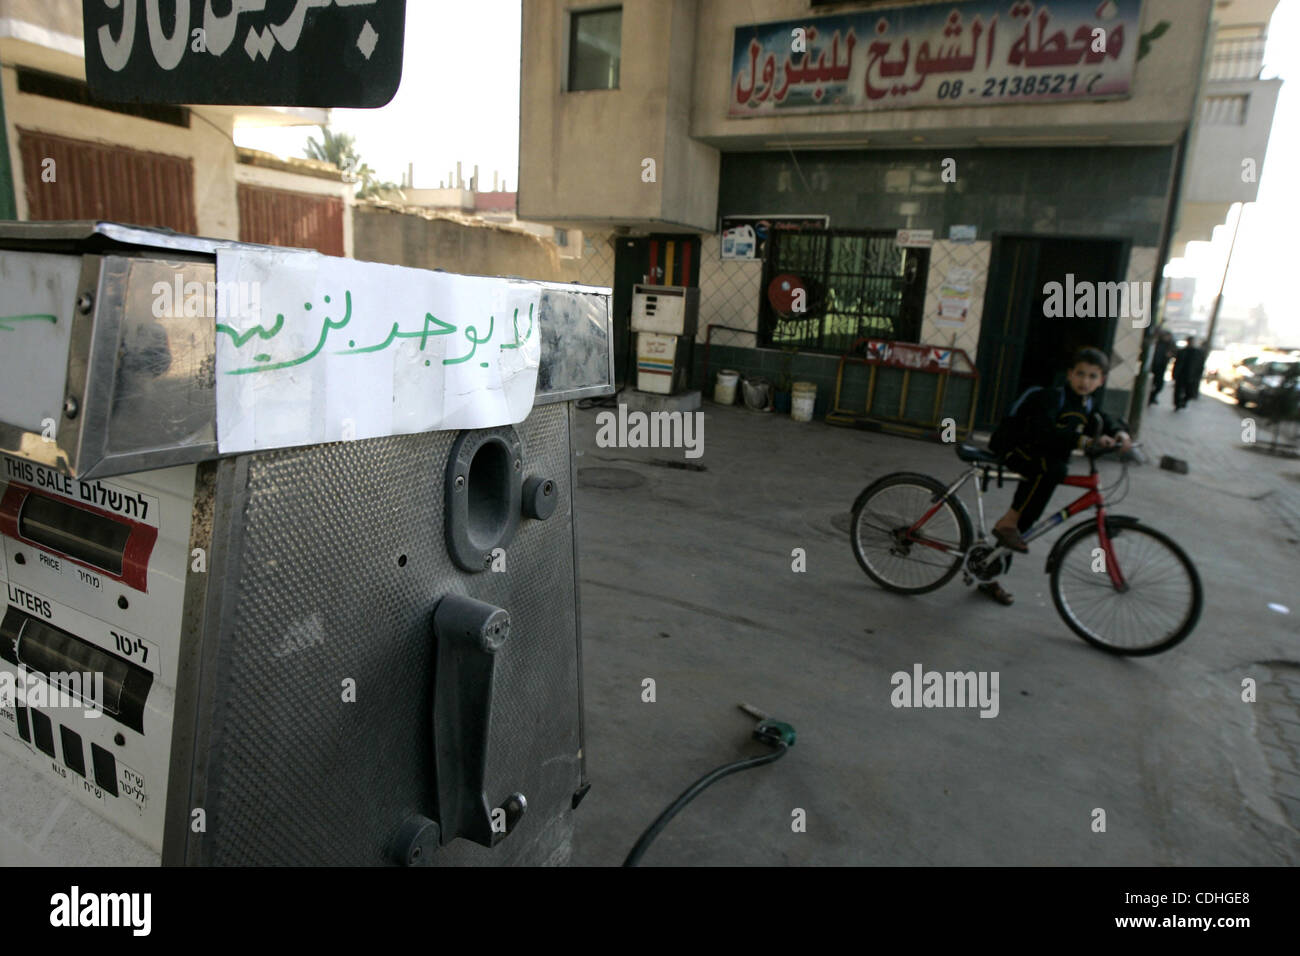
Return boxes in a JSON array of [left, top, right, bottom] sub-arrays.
[[905, 464, 1128, 590]]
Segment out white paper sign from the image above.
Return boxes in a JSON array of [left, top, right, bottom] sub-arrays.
[[936, 266, 975, 327], [214, 249, 541, 453]]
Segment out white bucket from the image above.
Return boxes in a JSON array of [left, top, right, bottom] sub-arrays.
[[791, 381, 816, 422], [714, 369, 739, 405]]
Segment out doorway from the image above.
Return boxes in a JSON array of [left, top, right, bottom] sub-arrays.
[[976, 236, 1127, 427]]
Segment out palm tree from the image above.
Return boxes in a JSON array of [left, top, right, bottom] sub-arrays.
[[304, 126, 400, 199]]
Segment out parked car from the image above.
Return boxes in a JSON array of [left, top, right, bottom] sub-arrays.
[[1236, 356, 1300, 409], [1215, 348, 1290, 393], [1256, 372, 1300, 423]]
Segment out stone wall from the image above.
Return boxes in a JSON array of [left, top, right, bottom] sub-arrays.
[[352, 202, 576, 282]]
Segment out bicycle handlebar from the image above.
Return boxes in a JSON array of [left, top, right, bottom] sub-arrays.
[[1087, 440, 1145, 465]]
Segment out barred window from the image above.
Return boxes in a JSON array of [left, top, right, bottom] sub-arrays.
[[759, 230, 929, 353]]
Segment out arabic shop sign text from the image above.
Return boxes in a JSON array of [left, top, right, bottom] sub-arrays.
[[83, 0, 405, 107], [730, 0, 1141, 117]]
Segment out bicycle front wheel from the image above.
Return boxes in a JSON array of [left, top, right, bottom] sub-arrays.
[[1050, 521, 1202, 655], [850, 473, 972, 594]]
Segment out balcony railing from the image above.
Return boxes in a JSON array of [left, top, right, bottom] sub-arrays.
[[1208, 37, 1266, 81]]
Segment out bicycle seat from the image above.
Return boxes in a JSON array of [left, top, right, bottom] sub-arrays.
[[955, 442, 1003, 464]]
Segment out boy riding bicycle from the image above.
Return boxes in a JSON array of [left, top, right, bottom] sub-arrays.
[[981, 347, 1133, 605]]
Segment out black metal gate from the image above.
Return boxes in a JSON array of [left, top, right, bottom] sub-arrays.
[[759, 230, 929, 354]]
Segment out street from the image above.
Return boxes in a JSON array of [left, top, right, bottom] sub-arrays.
[[570, 385, 1300, 865]]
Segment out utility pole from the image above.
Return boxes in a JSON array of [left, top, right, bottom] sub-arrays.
[[1204, 202, 1245, 350]]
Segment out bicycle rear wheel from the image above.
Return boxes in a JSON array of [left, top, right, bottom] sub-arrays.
[[1050, 520, 1202, 655], [850, 473, 972, 594]]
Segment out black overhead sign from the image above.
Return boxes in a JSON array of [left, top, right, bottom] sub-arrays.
[[83, 0, 405, 108]]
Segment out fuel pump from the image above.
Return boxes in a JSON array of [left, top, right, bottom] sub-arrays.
[[0, 221, 612, 865]]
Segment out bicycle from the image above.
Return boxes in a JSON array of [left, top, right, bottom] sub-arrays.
[[848, 438, 1203, 655]]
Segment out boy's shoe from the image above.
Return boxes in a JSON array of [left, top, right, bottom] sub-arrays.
[[992, 526, 1029, 553], [978, 582, 1014, 605]]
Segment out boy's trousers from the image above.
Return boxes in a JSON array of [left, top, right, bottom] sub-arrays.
[[1004, 448, 1068, 532]]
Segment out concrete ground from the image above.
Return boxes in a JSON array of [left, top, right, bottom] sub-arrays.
[[567, 380, 1300, 866]]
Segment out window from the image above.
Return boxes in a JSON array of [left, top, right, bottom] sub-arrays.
[[1201, 94, 1247, 125], [758, 230, 929, 353], [568, 7, 621, 91], [554, 228, 569, 246]]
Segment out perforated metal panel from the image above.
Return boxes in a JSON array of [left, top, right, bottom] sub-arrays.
[[179, 403, 583, 865]]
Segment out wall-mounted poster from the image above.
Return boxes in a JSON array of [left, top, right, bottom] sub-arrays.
[[937, 267, 976, 327], [719, 215, 830, 260], [721, 224, 757, 259], [729, 0, 1142, 118]]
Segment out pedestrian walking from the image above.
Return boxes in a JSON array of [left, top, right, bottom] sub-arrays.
[[1148, 329, 1174, 405], [1172, 336, 1207, 410]]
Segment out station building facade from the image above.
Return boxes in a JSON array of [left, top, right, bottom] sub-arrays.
[[521, 0, 1273, 431]]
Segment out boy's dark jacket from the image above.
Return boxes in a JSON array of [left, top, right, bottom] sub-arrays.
[[990, 385, 1128, 460]]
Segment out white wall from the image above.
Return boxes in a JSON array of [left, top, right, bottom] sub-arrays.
[[1, 61, 240, 237]]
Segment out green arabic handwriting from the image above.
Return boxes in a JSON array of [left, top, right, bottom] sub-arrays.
[[0, 313, 57, 332], [215, 310, 284, 347], [336, 312, 456, 354], [217, 289, 535, 375], [226, 291, 352, 375], [443, 313, 495, 366], [499, 304, 534, 350]]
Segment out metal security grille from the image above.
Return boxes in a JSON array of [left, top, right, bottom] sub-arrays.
[[18, 129, 197, 233], [237, 184, 345, 257], [759, 230, 928, 354]]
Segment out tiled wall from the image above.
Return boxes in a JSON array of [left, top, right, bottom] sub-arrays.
[[1108, 246, 1160, 394], [577, 231, 616, 287], [696, 233, 763, 345], [919, 240, 991, 361]]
